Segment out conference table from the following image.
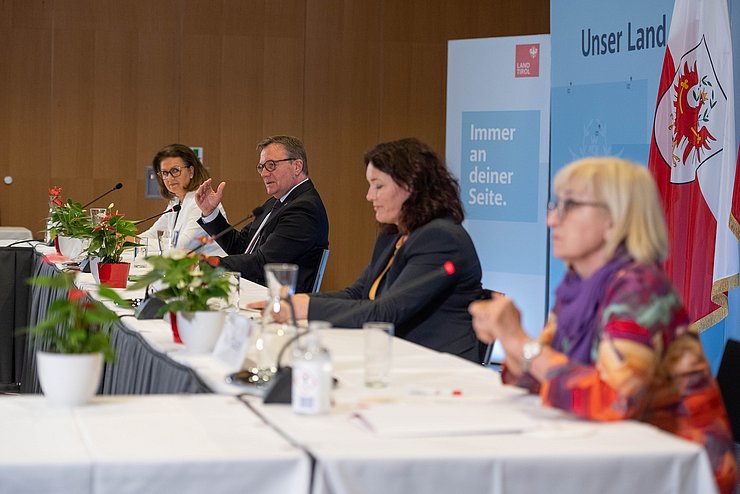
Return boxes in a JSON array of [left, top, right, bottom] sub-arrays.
[[0, 244, 719, 494]]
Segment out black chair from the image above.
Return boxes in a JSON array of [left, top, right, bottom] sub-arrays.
[[717, 339, 740, 442], [716, 338, 740, 489], [477, 288, 503, 366]]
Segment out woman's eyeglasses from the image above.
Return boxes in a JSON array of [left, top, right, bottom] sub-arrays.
[[157, 165, 191, 179], [547, 199, 608, 219]]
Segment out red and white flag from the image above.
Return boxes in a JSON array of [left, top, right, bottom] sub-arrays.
[[648, 0, 740, 331]]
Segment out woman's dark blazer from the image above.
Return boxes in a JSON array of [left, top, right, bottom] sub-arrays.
[[309, 217, 482, 361]]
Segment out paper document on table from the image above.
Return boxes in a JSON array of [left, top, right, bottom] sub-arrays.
[[352, 402, 538, 438]]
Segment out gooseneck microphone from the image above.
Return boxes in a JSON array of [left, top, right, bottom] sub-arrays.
[[187, 205, 265, 256], [133, 204, 182, 226], [81, 183, 123, 209], [260, 259, 460, 404]]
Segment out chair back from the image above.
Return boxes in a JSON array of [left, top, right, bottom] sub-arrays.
[[717, 338, 740, 442], [311, 249, 330, 293], [477, 288, 504, 365]]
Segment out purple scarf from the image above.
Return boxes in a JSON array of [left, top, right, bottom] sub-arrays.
[[552, 247, 633, 364]]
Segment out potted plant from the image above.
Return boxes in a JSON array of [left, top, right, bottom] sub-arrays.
[[129, 252, 234, 353], [85, 212, 138, 288], [49, 198, 93, 259], [25, 272, 126, 407]]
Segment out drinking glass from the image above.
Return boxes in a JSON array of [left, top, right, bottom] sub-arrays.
[[254, 263, 299, 379], [224, 271, 241, 312], [89, 208, 107, 226], [157, 230, 173, 254], [363, 322, 394, 387], [133, 238, 149, 269]]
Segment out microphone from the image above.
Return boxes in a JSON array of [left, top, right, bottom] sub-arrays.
[[81, 183, 123, 209], [133, 204, 181, 226], [187, 205, 265, 256], [260, 259, 460, 404]]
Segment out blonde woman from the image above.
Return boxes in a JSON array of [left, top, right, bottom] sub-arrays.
[[470, 157, 737, 493]]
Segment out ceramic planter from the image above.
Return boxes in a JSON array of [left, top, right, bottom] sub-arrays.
[[98, 262, 130, 288], [175, 311, 226, 353], [36, 351, 103, 407], [57, 235, 87, 259]]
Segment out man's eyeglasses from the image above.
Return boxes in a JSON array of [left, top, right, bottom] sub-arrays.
[[157, 165, 191, 179], [547, 199, 608, 219], [256, 158, 294, 174]]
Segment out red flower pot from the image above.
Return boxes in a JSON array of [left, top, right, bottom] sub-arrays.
[[54, 236, 61, 255], [97, 262, 130, 289]]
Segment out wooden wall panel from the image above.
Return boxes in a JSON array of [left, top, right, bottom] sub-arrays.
[[91, 29, 140, 213], [0, 0, 549, 289], [0, 0, 12, 225], [261, 0, 305, 137], [50, 29, 95, 186], [303, 0, 383, 289], [7, 26, 53, 235]]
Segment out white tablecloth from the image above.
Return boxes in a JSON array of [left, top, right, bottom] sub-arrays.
[[0, 395, 311, 494], [245, 331, 717, 494], [24, 245, 719, 494], [0, 226, 32, 240]]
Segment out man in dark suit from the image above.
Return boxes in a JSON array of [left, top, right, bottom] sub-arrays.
[[195, 135, 329, 293]]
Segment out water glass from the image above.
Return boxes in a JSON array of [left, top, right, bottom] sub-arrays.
[[256, 263, 299, 375], [225, 271, 241, 312], [157, 230, 173, 254], [363, 322, 394, 388], [89, 208, 107, 226], [133, 238, 149, 268]]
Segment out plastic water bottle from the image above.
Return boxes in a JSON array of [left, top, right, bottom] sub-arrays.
[[292, 322, 332, 415]]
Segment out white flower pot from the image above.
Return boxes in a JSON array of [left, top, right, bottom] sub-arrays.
[[176, 311, 226, 354], [57, 235, 87, 260], [36, 351, 103, 407]]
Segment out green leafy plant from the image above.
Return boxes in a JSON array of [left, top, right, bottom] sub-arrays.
[[128, 252, 233, 315], [24, 272, 129, 362], [86, 213, 139, 264], [49, 199, 93, 239]]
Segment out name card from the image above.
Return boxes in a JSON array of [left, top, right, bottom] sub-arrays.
[[213, 313, 254, 371]]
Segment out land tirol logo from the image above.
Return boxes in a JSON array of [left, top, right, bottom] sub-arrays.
[[515, 43, 540, 78], [654, 36, 727, 184]]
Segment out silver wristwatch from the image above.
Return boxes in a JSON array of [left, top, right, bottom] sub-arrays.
[[521, 340, 542, 374]]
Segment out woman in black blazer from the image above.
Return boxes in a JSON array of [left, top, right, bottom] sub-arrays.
[[287, 138, 482, 361]]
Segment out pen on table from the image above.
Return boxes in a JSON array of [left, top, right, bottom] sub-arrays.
[[407, 387, 463, 397]]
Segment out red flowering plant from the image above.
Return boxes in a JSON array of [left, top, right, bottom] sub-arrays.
[[85, 212, 139, 264], [24, 272, 129, 361], [128, 251, 232, 315], [49, 198, 93, 240], [48, 186, 63, 207]]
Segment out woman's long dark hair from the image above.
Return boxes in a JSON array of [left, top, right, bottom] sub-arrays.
[[364, 138, 464, 234]]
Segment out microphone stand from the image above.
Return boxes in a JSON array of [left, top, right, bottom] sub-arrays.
[[187, 206, 264, 256], [81, 183, 123, 209], [133, 204, 181, 226]]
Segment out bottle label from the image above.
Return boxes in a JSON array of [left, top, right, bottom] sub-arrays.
[[292, 360, 330, 415]]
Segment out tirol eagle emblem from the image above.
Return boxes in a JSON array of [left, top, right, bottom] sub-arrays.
[[654, 36, 727, 184]]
